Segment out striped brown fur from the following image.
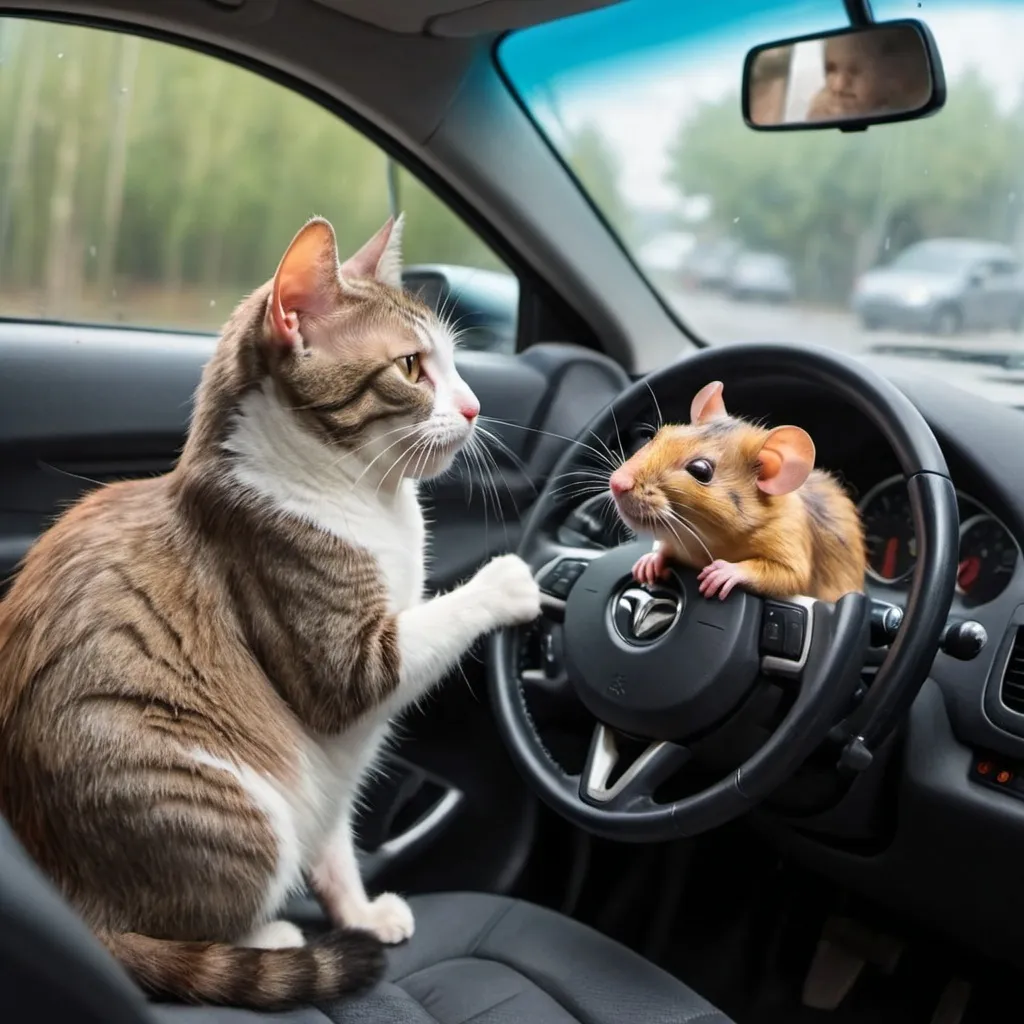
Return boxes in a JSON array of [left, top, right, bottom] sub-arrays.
[[101, 930, 383, 1010], [0, 214, 527, 1009]]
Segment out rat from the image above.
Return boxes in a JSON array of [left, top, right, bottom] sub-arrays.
[[608, 380, 866, 602]]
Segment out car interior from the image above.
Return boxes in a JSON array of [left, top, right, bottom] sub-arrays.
[[3, 1, 1024, 1022]]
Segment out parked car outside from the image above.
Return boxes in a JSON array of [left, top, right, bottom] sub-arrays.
[[680, 237, 743, 290], [726, 250, 795, 303], [851, 238, 1024, 335]]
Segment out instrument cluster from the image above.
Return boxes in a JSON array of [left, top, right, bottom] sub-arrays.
[[860, 475, 1020, 607]]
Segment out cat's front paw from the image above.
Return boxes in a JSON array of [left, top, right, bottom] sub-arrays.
[[471, 554, 542, 628], [344, 892, 415, 945]]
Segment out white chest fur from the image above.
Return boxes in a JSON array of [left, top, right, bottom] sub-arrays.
[[224, 382, 426, 612]]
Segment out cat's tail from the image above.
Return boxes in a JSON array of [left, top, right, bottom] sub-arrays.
[[99, 926, 386, 1009]]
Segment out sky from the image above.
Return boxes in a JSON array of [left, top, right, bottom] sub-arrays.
[[507, 3, 1024, 211]]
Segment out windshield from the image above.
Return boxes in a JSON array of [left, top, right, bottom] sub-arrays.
[[499, 0, 1024, 399]]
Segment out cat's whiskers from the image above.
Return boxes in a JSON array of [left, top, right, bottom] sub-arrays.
[[479, 417, 619, 473], [464, 435, 498, 532], [349, 425, 425, 491], [328, 421, 422, 470], [474, 425, 534, 487], [459, 433, 505, 539], [377, 434, 429, 496], [474, 432, 520, 526]]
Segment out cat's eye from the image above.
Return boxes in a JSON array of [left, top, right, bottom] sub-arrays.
[[397, 353, 421, 383], [685, 458, 715, 484]]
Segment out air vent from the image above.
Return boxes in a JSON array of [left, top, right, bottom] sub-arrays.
[[1000, 627, 1024, 714]]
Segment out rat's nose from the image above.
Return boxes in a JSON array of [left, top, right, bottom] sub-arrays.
[[610, 470, 634, 496]]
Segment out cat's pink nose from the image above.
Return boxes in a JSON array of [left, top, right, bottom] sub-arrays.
[[459, 397, 480, 422], [610, 470, 634, 496]]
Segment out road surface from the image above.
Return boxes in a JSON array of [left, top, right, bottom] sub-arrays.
[[664, 289, 1024, 355], [644, 289, 1024, 406]]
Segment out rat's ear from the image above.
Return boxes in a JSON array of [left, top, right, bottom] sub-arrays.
[[339, 213, 405, 289], [268, 217, 342, 352], [690, 380, 728, 424], [756, 425, 815, 496]]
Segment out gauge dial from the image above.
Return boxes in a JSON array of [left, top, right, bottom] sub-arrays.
[[860, 480, 917, 583], [957, 515, 1018, 606]]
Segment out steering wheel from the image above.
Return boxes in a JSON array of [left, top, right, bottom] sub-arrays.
[[488, 343, 959, 842]]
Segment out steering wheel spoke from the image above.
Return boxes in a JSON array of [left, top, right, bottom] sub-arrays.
[[532, 543, 604, 620], [758, 595, 816, 679], [580, 724, 691, 808]]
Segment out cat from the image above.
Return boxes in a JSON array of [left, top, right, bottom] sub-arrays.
[[0, 213, 542, 1010]]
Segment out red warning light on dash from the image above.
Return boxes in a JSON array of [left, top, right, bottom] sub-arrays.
[[997, 770, 1014, 785], [976, 761, 994, 776]]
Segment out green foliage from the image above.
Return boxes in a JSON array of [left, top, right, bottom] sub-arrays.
[[564, 122, 634, 244], [397, 168, 506, 272], [667, 70, 1024, 302], [0, 19, 504, 329]]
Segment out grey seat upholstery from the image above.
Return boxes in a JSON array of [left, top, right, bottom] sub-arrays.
[[0, 815, 733, 1024]]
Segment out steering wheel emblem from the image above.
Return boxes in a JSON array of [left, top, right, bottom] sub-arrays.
[[613, 585, 683, 645]]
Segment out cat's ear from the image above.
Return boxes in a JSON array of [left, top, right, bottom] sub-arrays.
[[339, 213, 405, 289], [268, 217, 342, 352]]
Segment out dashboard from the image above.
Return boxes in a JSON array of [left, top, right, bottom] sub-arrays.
[[8, 312, 1024, 962]]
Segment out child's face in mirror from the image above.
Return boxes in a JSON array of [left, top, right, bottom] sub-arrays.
[[822, 36, 888, 114], [819, 33, 928, 117]]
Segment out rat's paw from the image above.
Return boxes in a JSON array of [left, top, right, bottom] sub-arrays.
[[343, 892, 415, 945], [632, 550, 669, 586], [471, 554, 542, 627], [698, 559, 748, 601]]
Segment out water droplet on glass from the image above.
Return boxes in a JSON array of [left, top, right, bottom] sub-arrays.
[[120, 86, 128, 95], [732, 216, 740, 224], [884, 237, 891, 251], [56, 52, 64, 59], [1011, 192, 1017, 204], [209, 299, 216, 308], [111, 289, 117, 298], [88, 245, 97, 258]]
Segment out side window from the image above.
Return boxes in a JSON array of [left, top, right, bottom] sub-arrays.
[[0, 19, 518, 352]]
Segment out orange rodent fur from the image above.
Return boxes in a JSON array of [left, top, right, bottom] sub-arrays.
[[610, 380, 866, 602]]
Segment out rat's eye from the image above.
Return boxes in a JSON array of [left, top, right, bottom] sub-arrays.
[[685, 458, 715, 484], [396, 354, 421, 383]]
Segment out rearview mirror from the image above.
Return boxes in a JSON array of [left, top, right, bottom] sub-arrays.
[[743, 20, 945, 132]]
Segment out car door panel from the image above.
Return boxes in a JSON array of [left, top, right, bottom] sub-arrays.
[[0, 325, 628, 589]]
